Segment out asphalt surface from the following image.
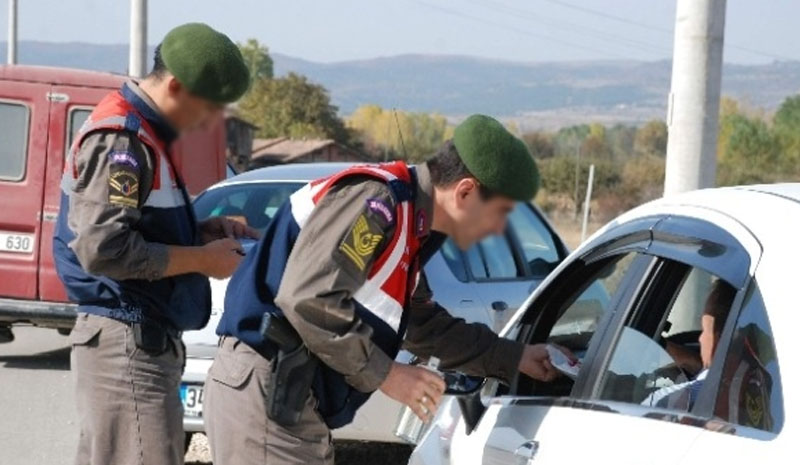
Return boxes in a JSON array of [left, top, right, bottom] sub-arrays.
[[0, 326, 412, 465]]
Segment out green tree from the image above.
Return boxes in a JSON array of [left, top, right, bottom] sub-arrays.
[[606, 124, 637, 160], [238, 72, 349, 142], [633, 120, 668, 158], [348, 105, 452, 162], [718, 113, 780, 185], [237, 38, 274, 84], [522, 131, 555, 159], [772, 95, 800, 163]]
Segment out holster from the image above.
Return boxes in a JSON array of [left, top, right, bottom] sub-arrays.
[[132, 319, 168, 355], [260, 313, 319, 427]]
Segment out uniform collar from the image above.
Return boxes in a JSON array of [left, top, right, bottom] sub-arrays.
[[413, 163, 434, 238], [121, 80, 179, 144]]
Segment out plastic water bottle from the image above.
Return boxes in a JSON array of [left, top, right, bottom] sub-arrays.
[[393, 356, 441, 444]]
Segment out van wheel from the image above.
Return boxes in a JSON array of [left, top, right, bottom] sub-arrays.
[[57, 328, 71, 336], [0, 326, 13, 343], [184, 433, 193, 454]]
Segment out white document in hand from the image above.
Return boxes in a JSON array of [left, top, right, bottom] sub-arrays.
[[546, 344, 581, 380]]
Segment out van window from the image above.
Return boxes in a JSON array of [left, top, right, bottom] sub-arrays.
[[67, 108, 93, 149], [0, 102, 30, 181]]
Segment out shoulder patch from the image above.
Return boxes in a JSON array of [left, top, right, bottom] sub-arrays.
[[339, 213, 384, 271], [108, 161, 139, 208], [366, 198, 394, 224], [108, 150, 140, 170]]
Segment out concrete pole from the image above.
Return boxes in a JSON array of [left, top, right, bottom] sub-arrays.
[[7, 0, 17, 64], [664, 0, 726, 196], [664, 0, 726, 336], [128, 0, 147, 78]]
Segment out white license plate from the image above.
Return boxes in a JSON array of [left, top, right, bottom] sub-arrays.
[[0, 232, 35, 254], [180, 384, 204, 418]]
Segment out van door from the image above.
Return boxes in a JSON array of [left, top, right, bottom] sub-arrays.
[[38, 84, 107, 302], [0, 80, 51, 300]]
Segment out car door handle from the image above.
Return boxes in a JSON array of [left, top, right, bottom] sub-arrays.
[[514, 440, 540, 464], [491, 301, 508, 311]]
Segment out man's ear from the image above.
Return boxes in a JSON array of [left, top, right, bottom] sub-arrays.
[[454, 177, 478, 202], [166, 75, 183, 96]]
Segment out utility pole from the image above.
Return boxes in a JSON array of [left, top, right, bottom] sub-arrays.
[[7, 0, 17, 65], [664, 0, 726, 196], [664, 0, 726, 335], [128, 0, 147, 78]]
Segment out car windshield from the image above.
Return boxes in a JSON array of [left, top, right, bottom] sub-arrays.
[[193, 182, 305, 233]]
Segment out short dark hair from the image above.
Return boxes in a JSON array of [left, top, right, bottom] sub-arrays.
[[426, 140, 496, 199], [147, 44, 168, 79], [704, 279, 736, 333]]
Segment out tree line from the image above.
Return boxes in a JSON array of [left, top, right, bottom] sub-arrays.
[[235, 39, 800, 221]]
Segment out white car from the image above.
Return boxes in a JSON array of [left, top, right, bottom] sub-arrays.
[[180, 163, 568, 447], [410, 184, 794, 465]]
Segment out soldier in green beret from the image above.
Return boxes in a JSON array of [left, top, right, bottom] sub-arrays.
[[54, 23, 256, 465], [205, 114, 573, 464]]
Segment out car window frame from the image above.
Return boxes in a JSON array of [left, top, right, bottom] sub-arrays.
[[470, 230, 530, 283], [578, 214, 774, 439], [459, 203, 567, 284], [504, 249, 657, 400], [0, 98, 32, 182]]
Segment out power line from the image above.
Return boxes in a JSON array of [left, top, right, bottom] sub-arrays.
[[468, 0, 670, 57], [537, 0, 796, 61], [411, 0, 627, 59]]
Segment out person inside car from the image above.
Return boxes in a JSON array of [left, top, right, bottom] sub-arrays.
[[642, 279, 737, 409]]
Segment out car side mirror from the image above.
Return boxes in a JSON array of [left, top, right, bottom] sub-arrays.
[[443, 372, 485, 396], [529, 258, 556, 277]]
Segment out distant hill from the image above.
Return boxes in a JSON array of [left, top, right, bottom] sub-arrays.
[[2, 41, 799, 129]]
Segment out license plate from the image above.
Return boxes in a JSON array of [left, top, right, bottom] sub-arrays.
[[180, 384, 204, 418], [0, 232, 35, 254]]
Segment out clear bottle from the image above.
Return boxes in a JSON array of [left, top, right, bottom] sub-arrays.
[[393, 356, 441, 444]]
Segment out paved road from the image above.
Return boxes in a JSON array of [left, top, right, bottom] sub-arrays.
[[0, 326, 79, 465], [0, 326, 412, 465]]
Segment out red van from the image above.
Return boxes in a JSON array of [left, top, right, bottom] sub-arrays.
[[0, 65, 227, 341]]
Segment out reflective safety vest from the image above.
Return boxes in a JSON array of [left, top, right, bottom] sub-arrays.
[[218, 161, 421, 428], [53, 85, 211, 331]]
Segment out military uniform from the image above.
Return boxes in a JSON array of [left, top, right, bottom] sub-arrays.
[[53, 23, 249, 465], [207, 160, 525, 465]]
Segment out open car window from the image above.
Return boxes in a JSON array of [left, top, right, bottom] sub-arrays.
[[510, 252, 645, 398], [594, 261, 740, 415]]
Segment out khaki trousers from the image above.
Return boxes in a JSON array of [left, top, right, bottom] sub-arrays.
[[70, 313, 185, 465], [205, 336, 333, 465]]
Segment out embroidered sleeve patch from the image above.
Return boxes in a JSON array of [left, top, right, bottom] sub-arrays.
[[108, 159, 140, 208], [339, 213, 384, 271], [366, 198, 394, 224]]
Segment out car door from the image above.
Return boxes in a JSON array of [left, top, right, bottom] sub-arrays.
[[38, 84, 107, 302], [476, 214, 764, 465], [0, 79, 51, 300]]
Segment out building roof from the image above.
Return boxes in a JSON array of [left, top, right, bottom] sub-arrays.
[[250, 137, 345, 163]]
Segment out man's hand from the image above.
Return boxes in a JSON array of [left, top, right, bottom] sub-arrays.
[[199, 216, 260, 244], [199, 238, 245, 279], [379, 362, 446, 422], [518, 343, 577, 382]]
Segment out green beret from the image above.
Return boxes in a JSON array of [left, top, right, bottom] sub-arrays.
[[160, 23, 250, 104], [453, 114, 540, 201]]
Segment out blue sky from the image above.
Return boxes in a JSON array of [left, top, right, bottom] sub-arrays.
[[2, 0, 797, 64]]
